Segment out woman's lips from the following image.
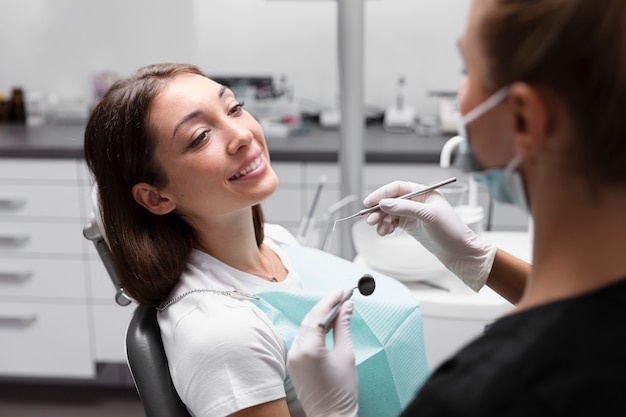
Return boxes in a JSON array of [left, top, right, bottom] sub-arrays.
[[229, 155, 263, 180]]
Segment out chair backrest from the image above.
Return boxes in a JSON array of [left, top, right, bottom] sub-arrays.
[[83, 185, 190, 416], [125, 304, 191, 417], [82, 185, 133, 306]]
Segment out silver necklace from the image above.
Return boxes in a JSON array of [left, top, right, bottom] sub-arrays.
[[157, 288, 259, 311], [158, 248, 278, 311]]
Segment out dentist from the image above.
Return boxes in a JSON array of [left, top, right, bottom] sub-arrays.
[[287, 0, 626, 415]]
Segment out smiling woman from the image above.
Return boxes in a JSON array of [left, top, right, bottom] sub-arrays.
[[84, 63, 293, 417], [85, 64, 279, 307]]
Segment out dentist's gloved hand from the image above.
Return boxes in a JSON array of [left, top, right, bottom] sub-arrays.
[[364, 181, 496, 292], [287, 289, 358, 417]]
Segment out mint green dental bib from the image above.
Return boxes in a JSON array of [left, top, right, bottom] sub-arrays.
[[251, 245, 430, 417]]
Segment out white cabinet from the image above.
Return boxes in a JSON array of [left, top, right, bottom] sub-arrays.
[[0, 301, 93, 378], [0, 158, 136, 378], [0, 158, 94, 378]]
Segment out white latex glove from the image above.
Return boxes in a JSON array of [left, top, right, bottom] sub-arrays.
[[363, 181, 496, 292], [287, 289, 358, 417]]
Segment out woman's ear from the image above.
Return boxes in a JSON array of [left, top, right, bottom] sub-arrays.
[[509, 82, 551, 158], [132, 183, 176, 215]]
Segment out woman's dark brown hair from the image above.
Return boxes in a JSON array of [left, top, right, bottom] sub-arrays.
[[84, 63, 265, 307], [479, 0, 626, 183]]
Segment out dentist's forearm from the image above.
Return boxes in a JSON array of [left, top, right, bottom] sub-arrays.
[[486, 249, 529, 304]]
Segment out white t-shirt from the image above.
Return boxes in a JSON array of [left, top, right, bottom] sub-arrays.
[[157, 224, 305, 417]]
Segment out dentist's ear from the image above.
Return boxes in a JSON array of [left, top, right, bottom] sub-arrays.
[[509, 82, 554, 158], [132, 183, 176, 215]]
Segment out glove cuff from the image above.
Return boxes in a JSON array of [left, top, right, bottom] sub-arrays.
[[458, 233, 497, 292]]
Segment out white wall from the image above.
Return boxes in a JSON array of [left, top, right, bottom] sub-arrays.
[[0, 0, 469, 115]]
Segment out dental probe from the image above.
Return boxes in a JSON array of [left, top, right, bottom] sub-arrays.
[[319, 274, 376, 330], [332, 176, 457, 230]]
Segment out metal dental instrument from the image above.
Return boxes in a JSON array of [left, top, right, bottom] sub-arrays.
[[319, 274, 376, 330], [332, 176, 457, 230], [297, 175, 326, 242]]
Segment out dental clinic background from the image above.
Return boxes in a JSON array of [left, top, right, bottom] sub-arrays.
[[0, 0, 468, 116], [0, 1, 534, 415]]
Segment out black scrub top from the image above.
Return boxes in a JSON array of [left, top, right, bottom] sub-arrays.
[[401, 277, 626, 416]]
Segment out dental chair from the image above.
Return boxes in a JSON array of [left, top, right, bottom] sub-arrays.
[[126, 304, 190, 417], [83, 187, 191, 417]]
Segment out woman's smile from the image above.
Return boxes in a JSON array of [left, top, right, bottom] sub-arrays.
[[229, 154, 266, 181]]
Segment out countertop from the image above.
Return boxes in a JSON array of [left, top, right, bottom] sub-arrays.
[[0, 122, 451, 163]]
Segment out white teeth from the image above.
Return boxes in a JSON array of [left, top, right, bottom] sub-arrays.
[[231, 157, 261, 180]]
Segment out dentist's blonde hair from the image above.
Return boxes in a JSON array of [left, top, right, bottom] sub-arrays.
[[480, 0, 626, 182]]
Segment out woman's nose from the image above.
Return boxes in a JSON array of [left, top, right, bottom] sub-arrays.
[[223, 120, 253, 153]]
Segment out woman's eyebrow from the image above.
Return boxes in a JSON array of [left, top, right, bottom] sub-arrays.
[[172, 85, 231, 138], [219, 85, 238, 101], [172, 110, 201, 139]]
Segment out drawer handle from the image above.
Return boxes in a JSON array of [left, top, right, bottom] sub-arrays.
[[0, 235, 30, 247], [0, 197, 26, 211], [0, 314, 37, 327], [0, 271, 33, 283]]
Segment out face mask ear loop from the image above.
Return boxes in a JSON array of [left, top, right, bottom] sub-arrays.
[[504, 154, 524, 174], [462, 86, 511, 125], [504, 154, 529, 211]]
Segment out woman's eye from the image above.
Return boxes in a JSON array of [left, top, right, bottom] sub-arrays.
[[229, 101, 245, 116], [189, 130, 209, 149]]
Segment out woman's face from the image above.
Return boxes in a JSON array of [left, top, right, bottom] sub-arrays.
[[147, 73, 278, 222], [457, 0, 516, 169]]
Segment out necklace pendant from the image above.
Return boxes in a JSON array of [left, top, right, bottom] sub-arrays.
[[270, 277, 278, 282]]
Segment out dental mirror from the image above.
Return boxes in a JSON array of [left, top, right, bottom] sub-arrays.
[[319, 274, 376, 329], [357, 273, 376, 295]]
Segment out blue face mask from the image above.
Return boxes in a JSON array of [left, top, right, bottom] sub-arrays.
[[454, 86, 529, 211]]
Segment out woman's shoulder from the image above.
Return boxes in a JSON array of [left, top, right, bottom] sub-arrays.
[[157, 294, 290, 416], [158, 292, 285, 356]]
